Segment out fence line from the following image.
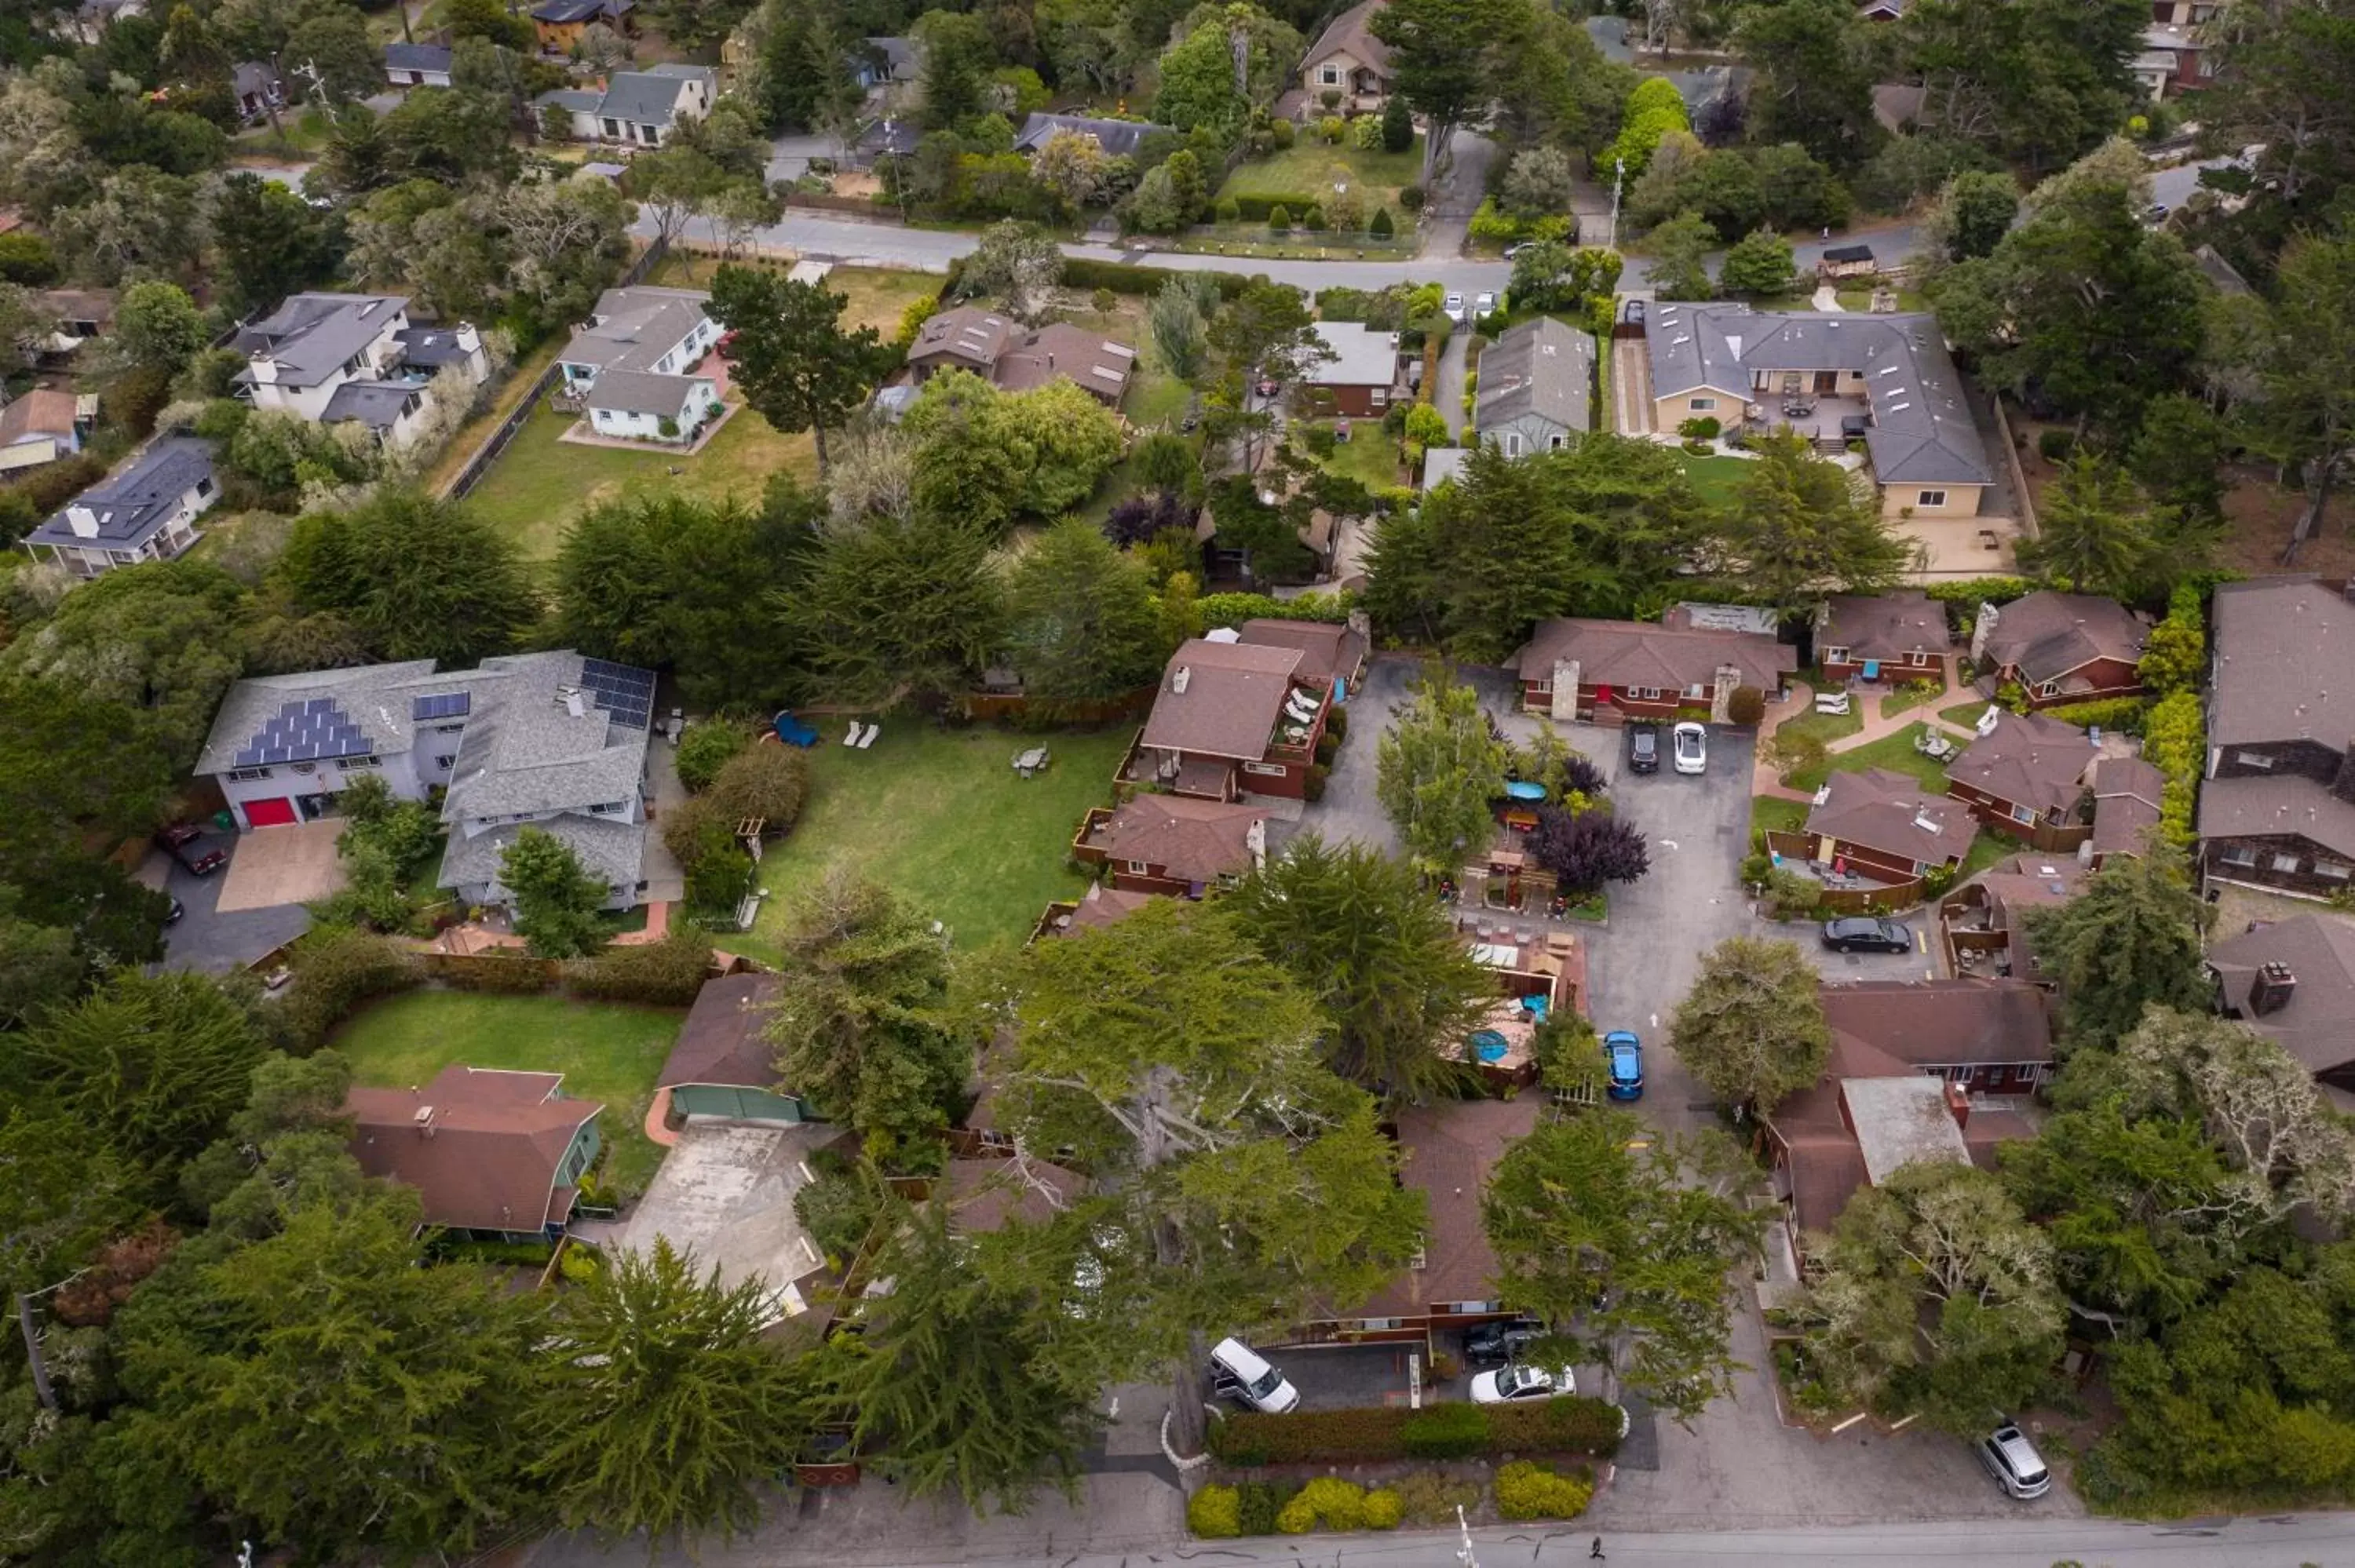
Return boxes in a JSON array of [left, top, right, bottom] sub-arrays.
[[1988, 392, 2039, 540], [440, 235, 670, 502]]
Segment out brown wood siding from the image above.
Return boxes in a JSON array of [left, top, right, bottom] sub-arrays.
[[2011, 658, 2144, 709], [2212, 738, 2342, 786], [1947, 780, 2092, 851], [2203, 833, 2355, 897], [1106, 866, 1198, 896], [1307, 383, 1386, 418]]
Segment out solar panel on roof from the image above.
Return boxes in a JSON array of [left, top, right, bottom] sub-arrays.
[[579, 658, 655, 730], [412, 691, 470, 721]]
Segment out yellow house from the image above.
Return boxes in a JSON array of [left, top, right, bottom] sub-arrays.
[[1645, 301, 1990, 520], [1298, 0, 1394, 114]]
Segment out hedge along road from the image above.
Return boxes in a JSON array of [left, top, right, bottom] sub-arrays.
[[633, 211, 1929, 297]]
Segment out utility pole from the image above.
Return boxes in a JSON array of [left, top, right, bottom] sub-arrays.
[[1607, 155, 1627, 253]]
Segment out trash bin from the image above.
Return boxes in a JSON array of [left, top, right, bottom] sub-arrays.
[[211, 809, 235, 831]]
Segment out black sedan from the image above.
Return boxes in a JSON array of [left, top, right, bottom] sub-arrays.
[[1627, 722, 1659, 775], [1821, 915, 1913, 954], [1462, 1319, 1544, 1366]]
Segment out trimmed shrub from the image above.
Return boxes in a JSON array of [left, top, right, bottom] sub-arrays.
[[1726, 685, 1766, 725], [1401, 1400, 1487, 1458], [2036, 427, 2075, 462], [564, 926, 714, 1005], [1483, 1397, 1626, 1456], [2042, 696, 2150, 733], [1278, 1477, 1367, 1533], [1678, 415, 1722, 439], [1362, 1487, 1404, 1529], [1225, 191, 1317, 222], [1188, 1483, 1243, 1537], [675, 722, 750, 793], [1304, 762, 1331, 801], [273, 928, 422, 1050], [1215, 195, 1240, 223], [1268, 204, 1292, 234], [708, 744, 810, 828], [1269, 118, 1295, 149], [1324, 704, 1348, 740], [1492, 1460, 1594, 1521], [1235, 1479, 1295, 1534], [1399, 184, 1425, 212], [1208, 1396, 1622, 1466], [1302, 204, 1327, 232], [1196, 589, 1353, 626]]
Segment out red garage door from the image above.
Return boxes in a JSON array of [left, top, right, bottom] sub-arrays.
[[243, 797, 298, 828]]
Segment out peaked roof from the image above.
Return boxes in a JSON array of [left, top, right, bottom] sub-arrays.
[[385, 42, 453, 72], [1303, 0, 1393, 72], [26, 436, 214, 549], [1353, 1096, 1541, 1317], [1476, 316, 1593, 434], [1236, 618, 1368, 690], [1090, 794, 1269, 884], [0, 388, 79, 444], [1141, 639, 1304, 760], [1820, 592, 1951, 661], [1818, 977, 2055, 1070], [1013, 111, 1168, 159], [596, 66, 712, 125], [346, 1064, 601, 1233], [2211, 915, 2355, 1079], [1979, 591, 2146, 685], [232, 293, 407, 388], [2091, 755, 2165, 857], [1948, 709, 2093, 818], [1510, 614, 1795, 691], [2210, 577, 2355, 748], [564, 286, 711, 375], [938, 1156, 1088, 1235], [1647, 303, 1991, 485], [661, 972, 780, 1090], [1806, 767, 1974, 866]]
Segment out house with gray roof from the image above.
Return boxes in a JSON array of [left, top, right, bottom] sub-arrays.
[[1303, 322, 1399, 418], [537, 64, 714, 146], [383, 42, 454, 88], [2210, 914, 2355, 1103], [197, 650, 657, 908], [1298, 0, 1393, 112], [1475, 317, 1592, 458], [232, 293, 487, 447], [1013, 111, 1169, 160], [557, 285, 724, 443], [21, 436, 217, 578], [1645, 301, 1992, 520], [2199, 578, 2355, 899]]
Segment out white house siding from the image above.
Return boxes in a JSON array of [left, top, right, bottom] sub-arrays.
[[1488, 414, 1575, 460], [219, 747, 433, 830]]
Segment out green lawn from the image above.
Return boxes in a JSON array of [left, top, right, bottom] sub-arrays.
[[1751, 795, 1809, 841], [1773, 704, 1866, 752], [734, 724, 1141, 963], [1941, 698, 1993, 728], [331, 991, 686, 1198], [1305, 421, 1405, 491], [1674, 452, 1755, 505], [1879, 680, 1944, 721], [1218, 136, 1426, 212], [1785, 722, 1951, 795], [1835, 287, 1930, 312], [1162, 226, 1419, 261]]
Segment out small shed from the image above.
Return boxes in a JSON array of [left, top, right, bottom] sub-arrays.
[[658, 972, 815, 1125], [1816, 244, 1876, 280]]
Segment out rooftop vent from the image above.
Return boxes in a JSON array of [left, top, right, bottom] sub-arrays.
[[1171, 666, 1191, 695], [2251, 961, 2297, 1016], [1914, 809, 1944, 834]]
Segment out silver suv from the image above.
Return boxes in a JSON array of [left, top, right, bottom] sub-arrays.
[[1976, 1422, 2052, 1500]]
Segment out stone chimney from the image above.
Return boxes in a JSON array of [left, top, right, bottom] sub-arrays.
[[413, 1104, 436, 1137], [2250, 961, 2298, 1016]]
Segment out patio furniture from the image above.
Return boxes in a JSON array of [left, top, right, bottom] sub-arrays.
[[772, 711, 820, 747], [842, 722, 864, 746], [1813, 691, 1852, 715], [1915, 731, 1959, 762], [856, 724, 880, 749], [1013, 746, 1050, 778]]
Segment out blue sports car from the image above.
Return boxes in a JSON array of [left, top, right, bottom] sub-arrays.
[[1604, 1030, 1644, 1100]]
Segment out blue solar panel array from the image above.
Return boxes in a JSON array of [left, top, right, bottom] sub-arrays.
[[233, 697, 375, 768], [412, 691, 471, 722], [579, 658, 655, 731]]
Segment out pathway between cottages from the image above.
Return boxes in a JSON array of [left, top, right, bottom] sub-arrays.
[[1751, 656, 1986, 804]]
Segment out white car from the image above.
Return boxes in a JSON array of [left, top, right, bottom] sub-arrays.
[[1473, 291, 1497, 318], [1671, 721, 1707, 775], [1443, 291, 1466, 322], [1470, 1363, 1578, 1404]]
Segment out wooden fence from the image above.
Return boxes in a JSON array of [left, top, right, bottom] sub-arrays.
[[958, 685, 1158, 724], [441, 235, 670, 501], [1988, 392, 2039, 540]]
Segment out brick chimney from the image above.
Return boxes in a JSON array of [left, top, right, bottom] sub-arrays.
[[2250, 961, 2298, 1016], [1944, 1080, 1970, 1131]]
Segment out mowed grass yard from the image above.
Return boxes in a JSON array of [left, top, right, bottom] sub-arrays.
[[1219, 137, 1425, 212], [454, 264, 938, 561], [331, 991, 686, 1198], [1675, 452, 1756, 505], [732, 723, 1139, 964]]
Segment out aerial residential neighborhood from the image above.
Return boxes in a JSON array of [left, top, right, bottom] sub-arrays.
[[2, 0, 2353, 1559]]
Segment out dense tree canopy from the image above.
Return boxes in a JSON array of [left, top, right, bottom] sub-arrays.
[[1667, 936, 1830, 1111]]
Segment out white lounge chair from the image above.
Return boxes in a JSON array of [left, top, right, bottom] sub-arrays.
[[843, 721, 865, 746], [856, 724, 880, 749]]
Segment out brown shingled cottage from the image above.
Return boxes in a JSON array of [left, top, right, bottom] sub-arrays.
[[1075, 793, 1270, 895], [655, 972, 817, 1128], [1971, 589, 2147, 709], [1816, 592, 1952, 685], [1787, 767, 1975, 888], [1125, 636, 1331, 800], [1509, 612, 1795, 723], [346, 1065, 603, 1241], [1944, 709, 2095, 851]]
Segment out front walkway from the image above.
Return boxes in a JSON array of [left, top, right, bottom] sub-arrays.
[[1751, 656, 1983, 804]]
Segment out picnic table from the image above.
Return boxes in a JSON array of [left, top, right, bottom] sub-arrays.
[[1915, 731, 1959, 762], [1013, 746, 1051, 778]]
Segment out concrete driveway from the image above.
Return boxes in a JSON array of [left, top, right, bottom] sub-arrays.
[[150, 830, 312, 975], [214, 819, 345, 912], [610, 1120, 841, 1312]]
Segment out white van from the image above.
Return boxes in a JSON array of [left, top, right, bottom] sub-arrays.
[[1210, 1337, 1301, 1414]]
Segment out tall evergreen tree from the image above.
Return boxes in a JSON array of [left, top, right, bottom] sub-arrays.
[[2021, 852, 2210, 1053], [1375, 663, 1508, 873]]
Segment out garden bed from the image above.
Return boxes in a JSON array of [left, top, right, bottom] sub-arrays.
[[1189, 1458, 1597, 1537]]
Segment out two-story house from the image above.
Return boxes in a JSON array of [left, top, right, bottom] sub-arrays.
[[2200, 578, 2355, 898], [557, 285, 725, 443], [1298, 0, 1394, 113], [20, 436, 217, 577], [1510, 606, 1795, 723], [2209, 914, 2355, 1104], [195, 650, 658, 910], [1972, 589, 2147, 709], [537, 64, 714, 147], [2134, 24, 2214, 99], [1126, 636, 1331, 800], [232, 293, 488, 449]]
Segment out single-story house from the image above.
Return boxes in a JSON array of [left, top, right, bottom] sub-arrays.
[[537, 64, 715, 146], [854, 35, 921, 88], [849, 116, 923, 165], [383, 42, 455, 89], [1816, 592, 1952, 685], [2210, 914, 2355, 1102], [1647, 303, 1992, 520], [1302, 323, 1399, 418], [0, 388, 86, 472], [1298, 0, 1394, 114], [346, 1064, 604, 1241], [1076, 794, 1270, 896], [232, 60, 283, 122], [2090, 755, 2165, 866], [1235, 615, 1369, 698], [657, 972, 816, 1128], [1475, 316, 1592, 458], [1509, 611, 1795, 724], [1126, 636, 1330, 800], [1944, 709, 2094, 848], [31, 288, 113, 359], [1936, 853, 2087, 986], [1792, 767, 1974, 886], [936, 1156, 1089, 1238], [20, 436, 216, 578], [1820, 977, 2056, 1093], [1032, 881, 1156, 943], [2199, 578, 2355, 899], [585, 368, 721, 442], [1816, 243, 1875, 279], [1283, 1096, 1541, 1347], [1012, 111, 1168, 159], [904, 306, 1137, 405], [1971, 590, 2147, 709], [531, 0, 633, 52]]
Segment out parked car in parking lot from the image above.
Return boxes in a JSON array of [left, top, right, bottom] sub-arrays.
[[1462, 1318, 1543, 1366], [1628, 721, 1659, 773], [1671, 721, 1707, 775], [1470, 1363, 1578, 1404], [153, 824, 226, 876], [1820, 915, 1913, 954], [1605, 1030, 1644, 1099], [1976, 1422, 2052, 1500], [1444, 291, 1466, 322]]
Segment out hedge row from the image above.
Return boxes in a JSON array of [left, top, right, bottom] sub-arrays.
[[941, 254, 1252, 302], [1207, 1395, 1623, 1467], [1196, 589, 1355, 627], [1225, 191, 1320, 223], [2043, 695, 2152, 734]]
